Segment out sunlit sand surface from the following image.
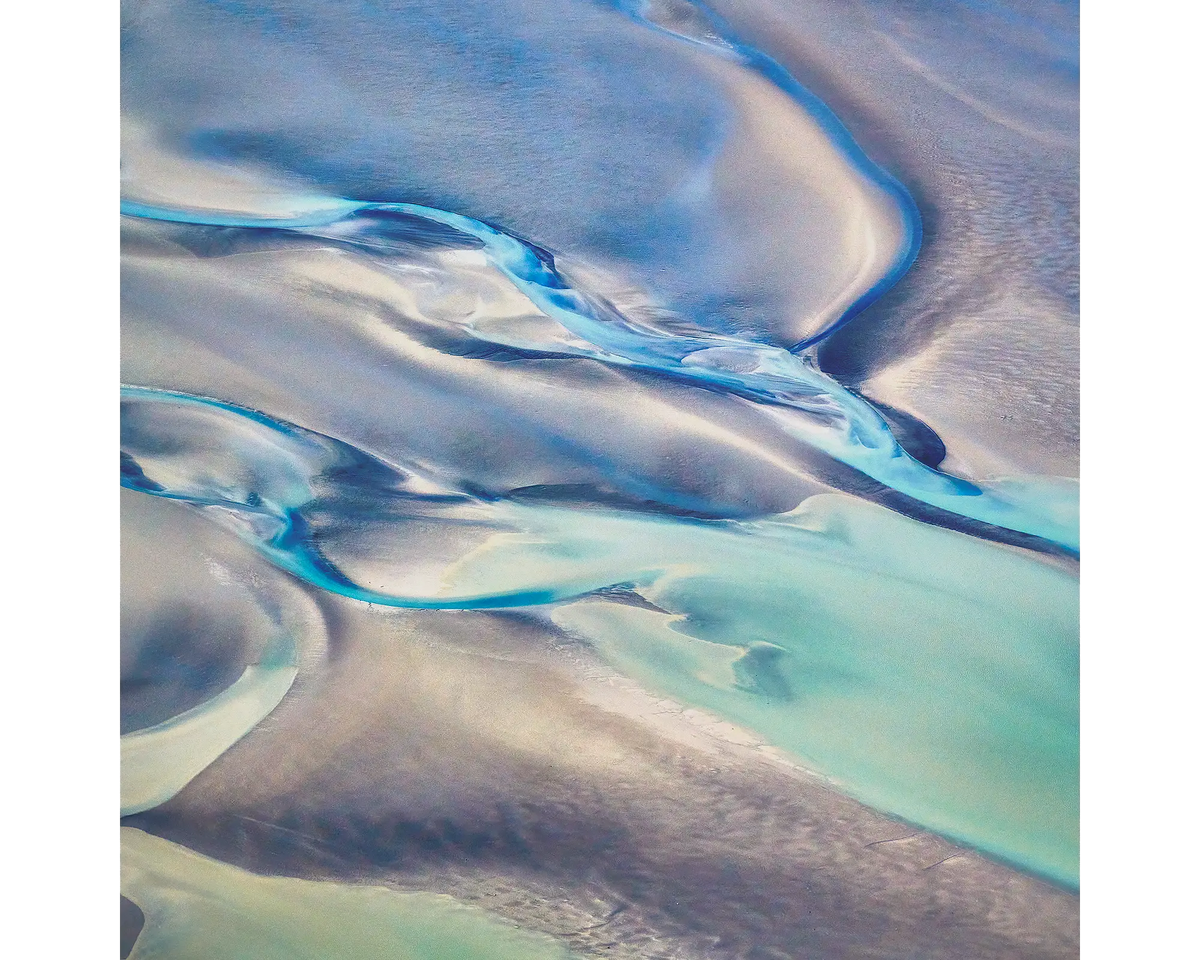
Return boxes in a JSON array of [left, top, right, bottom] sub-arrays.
[[121, 0, 1078, 956], [122, 828, 578, 959]]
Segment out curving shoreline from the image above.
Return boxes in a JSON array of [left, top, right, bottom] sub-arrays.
[[120, 0, 1079, 953]]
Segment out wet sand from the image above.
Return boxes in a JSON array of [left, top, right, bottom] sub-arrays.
[[119, 2, 1078, 955], [126, 591, 1078, 959]]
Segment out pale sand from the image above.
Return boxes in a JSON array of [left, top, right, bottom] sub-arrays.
[[126, 590, 1078, 960], [704, 0, 1078, 480]]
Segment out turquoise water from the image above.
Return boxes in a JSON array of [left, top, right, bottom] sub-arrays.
[[551, 497, 1079, 886], [120, 3, 1079, 953], [122, 201, 1078, 553], [122, 380, 1078, 883]]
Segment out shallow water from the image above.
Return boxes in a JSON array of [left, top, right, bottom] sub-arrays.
[[120, 378, 1078, 883], [121, 828, 578, 960], [121, 0, 1079, 952]]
